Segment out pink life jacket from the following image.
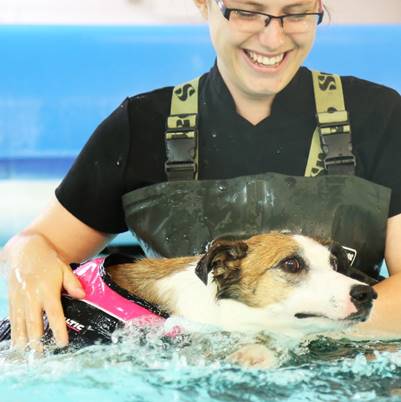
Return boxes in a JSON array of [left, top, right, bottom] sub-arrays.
[[61, 254, 169, 345]]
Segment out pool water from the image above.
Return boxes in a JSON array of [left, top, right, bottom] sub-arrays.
[[0, 316, 401, 402], [1, 330, 401, 402], [1, 280, 401, 402]]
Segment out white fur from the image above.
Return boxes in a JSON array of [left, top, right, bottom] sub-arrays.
[[155, 263, 220, 324]]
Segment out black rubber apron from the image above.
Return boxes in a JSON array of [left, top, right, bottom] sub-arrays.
[[123, 173, 390, 279]]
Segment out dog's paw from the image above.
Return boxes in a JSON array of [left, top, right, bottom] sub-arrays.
[[227, 343, 278, 369]]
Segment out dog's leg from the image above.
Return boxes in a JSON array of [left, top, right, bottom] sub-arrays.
[[227, 343, 278, 369]]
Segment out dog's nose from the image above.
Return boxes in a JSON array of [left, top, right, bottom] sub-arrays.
[[350, 284, 378, 307]]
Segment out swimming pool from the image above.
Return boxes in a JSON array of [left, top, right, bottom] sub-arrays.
[[0, 181, 394, 401], [1, 278, 401, 402], [1, 23, 400, 400]]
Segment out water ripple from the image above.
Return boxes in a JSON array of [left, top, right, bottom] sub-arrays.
[[1, 326, 401, 402]]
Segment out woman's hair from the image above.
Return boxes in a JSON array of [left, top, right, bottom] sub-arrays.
[[322, 3, 332, 23]]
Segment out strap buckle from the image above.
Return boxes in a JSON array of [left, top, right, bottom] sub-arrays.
[[164, 161, 197, 180], [321, 133, 356, 170], [165, 161, 196, 173], [316, 110, 356, 171], [165, 113, 198, 180]]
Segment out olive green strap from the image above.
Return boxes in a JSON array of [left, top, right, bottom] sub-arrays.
[[166, 72, 354, 180], [305, 71, 355, 177], [165, 77, 200, 181]]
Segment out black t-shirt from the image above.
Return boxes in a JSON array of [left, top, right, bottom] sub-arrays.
[[56, 65, 401, 234]]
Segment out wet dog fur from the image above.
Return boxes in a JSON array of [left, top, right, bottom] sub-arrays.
[[107, 232, 377, 344]]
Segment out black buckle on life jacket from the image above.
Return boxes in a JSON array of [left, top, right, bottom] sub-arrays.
[[317, 110, 356, 174], [165, 113, 198, 181]]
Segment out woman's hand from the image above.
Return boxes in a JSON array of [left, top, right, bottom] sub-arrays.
[[5, 234, 85, 350], [2, 196, 113, 351]]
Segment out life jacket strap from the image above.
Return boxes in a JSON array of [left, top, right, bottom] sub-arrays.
[[165, 78, 200, 181], [306, 71, 356, 176]]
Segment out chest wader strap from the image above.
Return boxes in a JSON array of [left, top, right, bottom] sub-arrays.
[[165, 78, 200, 181], [305, 71, 356, 177]]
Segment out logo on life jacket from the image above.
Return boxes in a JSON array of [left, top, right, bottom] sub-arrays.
[[342, 246, 357, 266], [66, 318, 85, 332]]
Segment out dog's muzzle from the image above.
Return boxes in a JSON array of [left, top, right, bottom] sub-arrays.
[[295, 284, 377, 322]]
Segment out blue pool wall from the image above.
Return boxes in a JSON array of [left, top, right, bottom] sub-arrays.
[[1, 25, 400, 179]]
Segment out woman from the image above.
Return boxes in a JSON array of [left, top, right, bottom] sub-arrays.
[[3, 0, 401, 350]]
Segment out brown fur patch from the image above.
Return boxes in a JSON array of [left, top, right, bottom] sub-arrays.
[[216, 232, 301, 308], [107, 256, 196, 309]]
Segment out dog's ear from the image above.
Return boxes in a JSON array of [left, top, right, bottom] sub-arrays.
[[195, 240, 248, 285]]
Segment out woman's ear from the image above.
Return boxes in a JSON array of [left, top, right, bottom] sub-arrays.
[[192, 0, 209, 19]]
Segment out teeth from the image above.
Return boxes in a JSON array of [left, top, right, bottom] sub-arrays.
[[247, 51, 284, 66]]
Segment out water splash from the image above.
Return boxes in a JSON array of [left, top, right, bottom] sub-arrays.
[[1, 325, 401, 402]]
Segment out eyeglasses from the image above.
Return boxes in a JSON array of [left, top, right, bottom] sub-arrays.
[[214, 0, 324, 34]]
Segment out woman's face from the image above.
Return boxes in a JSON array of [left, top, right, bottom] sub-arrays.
[[196, 0, 319, 101]]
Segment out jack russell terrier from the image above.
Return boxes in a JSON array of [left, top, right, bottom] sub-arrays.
[[107, 232, 376, 334]]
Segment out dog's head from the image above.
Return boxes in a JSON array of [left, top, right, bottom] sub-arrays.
[[196, 232, 377, 336]]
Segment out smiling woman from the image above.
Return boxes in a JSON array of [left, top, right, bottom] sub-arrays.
[[2, 0, 401, 356]]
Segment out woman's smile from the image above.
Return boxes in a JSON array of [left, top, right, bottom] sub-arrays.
[[242, 48, 289, 71], [244, 49, 286, 66]]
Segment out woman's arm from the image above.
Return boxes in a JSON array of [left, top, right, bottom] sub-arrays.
[[351, 213, 401, 338], [1, 196, 114, 350]]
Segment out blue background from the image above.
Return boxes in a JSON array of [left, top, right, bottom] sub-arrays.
[[0, 24, 400, 179]]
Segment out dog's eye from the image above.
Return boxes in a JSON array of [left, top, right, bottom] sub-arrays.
[[281, 257, 303, 273]]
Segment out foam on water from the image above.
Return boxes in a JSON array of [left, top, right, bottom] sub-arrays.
[[1, 317, 401, 402]]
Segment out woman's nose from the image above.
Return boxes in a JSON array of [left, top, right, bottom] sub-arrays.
[[257, 18, 287, 48]]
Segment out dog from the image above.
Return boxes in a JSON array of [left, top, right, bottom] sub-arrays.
[[107, 232, 376, 334], [0, 232, 377, 367], [106, 231, 378, 367]]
